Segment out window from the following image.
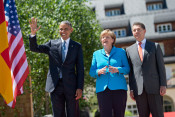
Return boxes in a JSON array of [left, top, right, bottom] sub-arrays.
[[163, 100, 173, 112], [105, 9, 121, 16], [157, 23, 172, 33], [127, 104, 138, 115], [147, 3, 163, 11], [105, 5, 124, 17], [113, 29, 126, 38], [163, 96, 174, 112]]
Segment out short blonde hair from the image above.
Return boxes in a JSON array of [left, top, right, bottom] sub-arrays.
[[100, 29, 116, 46]]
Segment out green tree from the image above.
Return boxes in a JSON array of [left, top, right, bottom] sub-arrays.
[[16, 0, 102, 116], [125, 110, 134, 116]]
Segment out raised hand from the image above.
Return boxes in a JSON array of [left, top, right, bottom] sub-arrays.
[[29, 17, 41, 35]]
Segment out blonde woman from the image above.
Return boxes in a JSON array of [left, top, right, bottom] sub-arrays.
[[90, 29, 130, 117]]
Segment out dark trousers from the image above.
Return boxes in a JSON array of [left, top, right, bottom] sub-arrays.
[[97, 88, 127, 117], [135, 88, 164, 117], [50, 80, 79, 117]]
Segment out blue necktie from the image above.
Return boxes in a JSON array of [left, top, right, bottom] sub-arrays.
[[62, 41, 66, 62]]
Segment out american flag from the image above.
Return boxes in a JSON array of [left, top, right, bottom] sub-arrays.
[[3, 0, 29, 108]]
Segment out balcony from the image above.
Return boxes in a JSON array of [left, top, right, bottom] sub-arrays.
[[164, 56, 175, 64]]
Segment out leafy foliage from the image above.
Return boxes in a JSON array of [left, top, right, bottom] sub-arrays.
[[16, 0, 102, 116], [125, 110, 134, 116]]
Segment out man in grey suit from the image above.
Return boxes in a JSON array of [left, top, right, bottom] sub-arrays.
[[126, 22, 167, 117], [29, 18, 84, 117]]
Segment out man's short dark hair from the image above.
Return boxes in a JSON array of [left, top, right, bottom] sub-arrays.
[[60, 21, 72, 27], [133, 22, 146, 30]]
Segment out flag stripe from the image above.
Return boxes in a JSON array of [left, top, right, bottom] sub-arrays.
[[16, 61, 29, 90], [17, 69, 29, 96], [9, 32, 22, 57], [14, 59, 28, 86], [12, 59, 28, 98], [8, 32, 12, 41], [17, 87, 23, 96], [10, 37, 23, 63], [13, 53, 26, 78], [11, 45, 25, 75], [14, 59, 28, 84], [12, 63, 29, 108], [7, 100, 13, 107], [1, 47, 11, 69], [0, 54, 13, 103], [0, 0, 5, 24], [0, 21, 9, 53], [8, 33, 16, 50]]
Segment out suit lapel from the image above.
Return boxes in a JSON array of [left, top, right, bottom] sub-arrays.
[[143, 41, 151, 63], [101, 48, 106, 56], [57, 39, 62, 62], [133, 43, 142, 64]]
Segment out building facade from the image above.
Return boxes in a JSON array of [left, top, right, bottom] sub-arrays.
[[87, 0, 175, 115]]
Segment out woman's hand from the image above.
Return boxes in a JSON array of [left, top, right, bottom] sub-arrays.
[[98, 66, 108, 76], [109, 65, 119, 73], [29, 17, 41, 35]]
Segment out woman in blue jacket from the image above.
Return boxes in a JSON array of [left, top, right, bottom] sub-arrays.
[[89, 29, 130, 117]]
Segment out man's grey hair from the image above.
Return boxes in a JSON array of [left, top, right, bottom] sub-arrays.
[[60, 21, 72, 27]]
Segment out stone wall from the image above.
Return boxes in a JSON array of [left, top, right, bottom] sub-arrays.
[[0, 78, 33, 117]]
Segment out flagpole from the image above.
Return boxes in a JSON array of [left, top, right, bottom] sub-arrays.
[[29, 65, 34, 117]]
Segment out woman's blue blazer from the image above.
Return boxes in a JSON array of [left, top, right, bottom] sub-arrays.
[[89, 47, 130, 93]]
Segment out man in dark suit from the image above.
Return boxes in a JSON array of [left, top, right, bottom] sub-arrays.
[[29, 17, 84, 117], [126, 22, 167, 117]]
